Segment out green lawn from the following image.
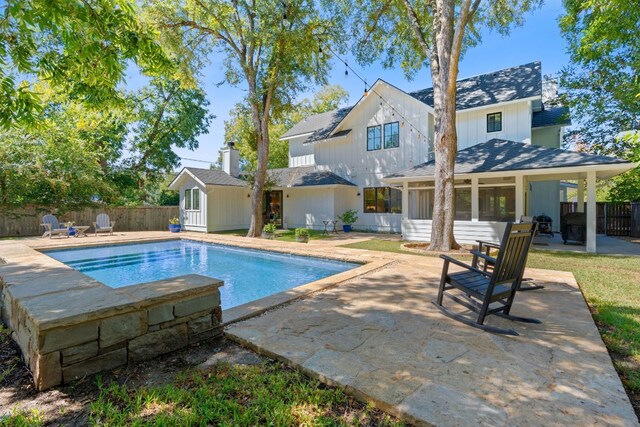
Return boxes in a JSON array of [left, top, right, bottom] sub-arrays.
[[212, 228, 335, 242], [340, 239, 640, 391], [84, 363, 402, 426]]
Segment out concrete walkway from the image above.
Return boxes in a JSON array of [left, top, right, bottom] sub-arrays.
[[532, 234, 640, 256]]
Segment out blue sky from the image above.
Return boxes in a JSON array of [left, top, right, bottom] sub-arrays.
[[130, 0, 569, 169]]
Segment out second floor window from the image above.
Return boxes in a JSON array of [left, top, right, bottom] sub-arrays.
[[384, 122, 400, 148], [487, 112, 502, 132], [367, 125, 381, 151]]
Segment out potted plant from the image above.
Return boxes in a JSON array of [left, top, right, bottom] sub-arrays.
[[64, 221, 76, 236], [295, 228, 309, 243], [262, 222, 276, 239], [168, 217, 181, 233], [337, 209, 358, 232]]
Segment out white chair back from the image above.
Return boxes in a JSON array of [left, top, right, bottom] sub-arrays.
[[96, 213, 111, 228], [42, 214, 60, 229]]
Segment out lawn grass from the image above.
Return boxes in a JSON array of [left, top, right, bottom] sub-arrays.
[[88, 362, 402, 427], [340, 238, 640, 392], [212, 228, 334, 242]]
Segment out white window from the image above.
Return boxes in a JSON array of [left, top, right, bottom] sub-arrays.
[[184, 189, 192, 210], [192, 188, 200, 210]]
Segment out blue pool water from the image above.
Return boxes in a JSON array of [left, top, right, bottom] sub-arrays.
[[44, 240, 358, 310]]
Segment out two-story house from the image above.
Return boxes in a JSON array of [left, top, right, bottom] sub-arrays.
[[169, 62, 635, 252]]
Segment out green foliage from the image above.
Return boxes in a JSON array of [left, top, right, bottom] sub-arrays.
[[0, 408, 44, 427], [559, 0, 640, 201], [295, 227, 309, 237], [349, 0, 542, 80], [0, 0, 173, 129], [168, 216, 181, 224], [225, 85, 349, 171], [337, 209, 358, 225], [263, 222, 277, 234]]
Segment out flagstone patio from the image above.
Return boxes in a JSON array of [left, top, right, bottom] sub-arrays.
[[226, 253, 638, 426]]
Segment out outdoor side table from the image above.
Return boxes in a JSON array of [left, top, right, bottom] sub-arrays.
[[322, 220, 331, 235], [72, 226, 90, 237], [331, 220, 339, 234]]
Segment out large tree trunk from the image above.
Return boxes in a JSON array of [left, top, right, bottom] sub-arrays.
[[247, 102, 270, 237], [428, 0, 460, 251]]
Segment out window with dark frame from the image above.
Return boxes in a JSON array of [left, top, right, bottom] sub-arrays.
[[367, 125, 381, 151], [487, 112, 502, 133], [383, 122, 400, 148], [184, 189, 192, 210], [363, 187, 402, 214], [192, 188, 200, 210]]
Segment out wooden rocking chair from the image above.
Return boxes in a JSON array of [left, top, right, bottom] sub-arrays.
[[433, 222, 540, 336]]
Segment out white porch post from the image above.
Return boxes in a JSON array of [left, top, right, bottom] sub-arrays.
[[515, 174, 524, 221], [577, 178, 585, 213], [471, 177, 479, 222], [402, 181, 409, 237], [586, 171, 597, 253]]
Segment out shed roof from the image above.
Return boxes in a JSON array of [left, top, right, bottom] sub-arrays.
[[532, 106, 571, 128], [169, 167, 246, 189], [268, 166, 356, 187], [385, 139, 631, 179]]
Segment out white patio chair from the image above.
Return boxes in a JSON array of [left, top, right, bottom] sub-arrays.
[[93, 213, 115, 236], [41, 215, 69, 239]]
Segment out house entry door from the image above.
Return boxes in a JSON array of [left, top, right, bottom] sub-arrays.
[[263, 191, 283, 228]]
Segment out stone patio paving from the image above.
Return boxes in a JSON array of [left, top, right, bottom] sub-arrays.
[[3, 231, 638, 425], [227, 254, 638, 426]]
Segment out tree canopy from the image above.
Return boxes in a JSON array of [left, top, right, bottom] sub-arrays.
[[560, 0, 640, 201], [0, 0, 173, 129], [145, 0, 348, 236], [224, 84, 349, 171]]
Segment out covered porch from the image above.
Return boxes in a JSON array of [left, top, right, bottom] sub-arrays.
[[384, 139, 636, 253]]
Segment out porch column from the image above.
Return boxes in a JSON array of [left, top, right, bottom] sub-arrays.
[[515, 174, 525, 221], [586, 170, 597, 253], [471, 177, 479, 222], [402, 181, 409, 221], [577, 178, 585, 213]]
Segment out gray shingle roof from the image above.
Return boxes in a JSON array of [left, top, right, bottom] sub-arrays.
[[408, 62, 542, 110], [268, 166, 356, 187], [281, 62, 547, 144], [184, 167, 246, 187], [385, 139, 630, 179], [532, 106, 571, 128], [280, 107, 353, 141]]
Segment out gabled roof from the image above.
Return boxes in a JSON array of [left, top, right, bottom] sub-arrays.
[[280, 107, 353, 142], [169, 167, 246, 190], [532, 106, 571, 128], [385, 139, 631, 179], [408, 62, 542, 111], [281, 62, 546, 144], [268, 166, 356, 187]]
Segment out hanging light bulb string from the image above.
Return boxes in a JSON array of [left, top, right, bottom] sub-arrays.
[[320, 42, 430, 143]]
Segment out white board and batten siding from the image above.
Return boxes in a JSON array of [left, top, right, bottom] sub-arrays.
[[179, 176, 207, 232], [284, 187, 338, 230], [403, 219, 508, 244], [206, 186, 251, 232], [456, 101, 532, 149]]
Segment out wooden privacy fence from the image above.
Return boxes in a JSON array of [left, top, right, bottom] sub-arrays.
[[560, 202, 638, 236], [0, 205, 179, 237]]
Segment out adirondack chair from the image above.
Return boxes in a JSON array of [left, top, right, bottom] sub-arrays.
[[41, 215, 69, 238], [93, 213, 115, 236], [433, 222, 540, 336]]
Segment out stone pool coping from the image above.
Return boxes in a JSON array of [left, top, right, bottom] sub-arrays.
[[0, 233, 392, 389]]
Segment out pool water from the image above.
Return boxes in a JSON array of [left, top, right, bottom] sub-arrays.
[[44, 240, 358, 310]]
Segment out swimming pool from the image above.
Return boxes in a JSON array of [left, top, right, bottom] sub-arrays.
[[44, 240, 358, 310]]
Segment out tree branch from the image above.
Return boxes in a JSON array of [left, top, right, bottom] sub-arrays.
[[399, 0, 433, 58]]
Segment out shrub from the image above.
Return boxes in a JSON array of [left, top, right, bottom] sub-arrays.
[[263, 223, 276, 233], [295, 228, 309, 237], [169, 217, 181, 225], [338, 209, 358, 225]]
